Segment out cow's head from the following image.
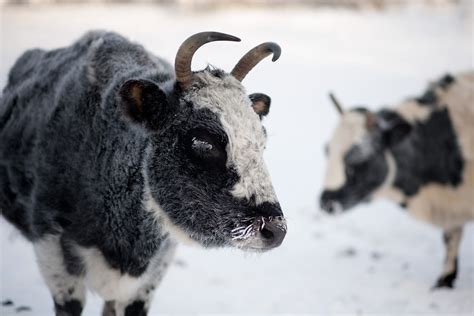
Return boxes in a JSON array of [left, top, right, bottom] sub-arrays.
[[320, 93, 412, 213], [119, 32, 286, 251]]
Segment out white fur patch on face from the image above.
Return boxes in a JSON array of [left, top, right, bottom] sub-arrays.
[[184, 71, 277, 205], [324, 111, 369, 190]]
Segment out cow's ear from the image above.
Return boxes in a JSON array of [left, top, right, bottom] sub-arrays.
[[249, 93, 271, 119], [377, 110, 412, 147], [119, 79, 168, 129]]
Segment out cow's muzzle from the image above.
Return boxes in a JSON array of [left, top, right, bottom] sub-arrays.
[[231, 216, 287, 251], [320, 190, 344, 214]]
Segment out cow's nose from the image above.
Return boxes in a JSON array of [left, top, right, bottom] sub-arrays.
[[257, 217, 287, 249], [321, 200, 335, 213], [320, 191, 339, 213]]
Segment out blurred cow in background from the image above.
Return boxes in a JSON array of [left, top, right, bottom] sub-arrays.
[[320, 72, 473, 288]]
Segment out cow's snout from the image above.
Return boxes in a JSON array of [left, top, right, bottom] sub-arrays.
[[254, 202, 286, 248], [231, 202, 287, 251], [320, 190, 343, 214], [256, 217, 286, 249]]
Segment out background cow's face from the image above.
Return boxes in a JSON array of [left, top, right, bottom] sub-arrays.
[[320, 108, 411, 213], [119, 69, 286, 251]]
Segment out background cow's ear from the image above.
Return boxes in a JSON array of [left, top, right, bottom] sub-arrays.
[[119, 79, 168, 129], [377, 110, 412, 147], [249, 93, 271, 119]]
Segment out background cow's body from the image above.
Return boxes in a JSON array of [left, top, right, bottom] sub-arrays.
[[0, 31, 286, 315], [375, 72, 474, 230], [321, 72, 474, 288]]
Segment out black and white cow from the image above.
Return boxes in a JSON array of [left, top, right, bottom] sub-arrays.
[[0, 31, 287, 315], [320, 72, 473, 288]]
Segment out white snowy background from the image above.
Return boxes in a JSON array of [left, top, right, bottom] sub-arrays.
[[0, 1, 473, 315]]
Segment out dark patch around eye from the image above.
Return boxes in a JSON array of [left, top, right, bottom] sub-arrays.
[[345, 146, 369, 165], [342, 144, 386, 190], [185, 128, 227, 171], [345, 161, 366, 185]]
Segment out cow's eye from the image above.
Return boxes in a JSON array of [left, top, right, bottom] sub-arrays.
[[346, 160, 369, 180], [185, 129, 227, 170], [346, 165, 355, 178], [191, 137, 218, 159]]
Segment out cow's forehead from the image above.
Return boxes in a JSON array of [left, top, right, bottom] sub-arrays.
[[184, 71, 266, 149], [183, 71, 275, 204], [324, 111, 369, 190], [329, 111, 368, 155]]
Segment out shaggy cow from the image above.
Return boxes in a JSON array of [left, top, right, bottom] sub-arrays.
[[0, 31, 287, 315], [320, 72, 473, 288]]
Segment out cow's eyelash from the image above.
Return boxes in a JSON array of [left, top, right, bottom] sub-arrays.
[[191, 137, 213, 151]]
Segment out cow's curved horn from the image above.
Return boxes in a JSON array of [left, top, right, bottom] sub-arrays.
[[231, 42, 281, 82], [175, 32, 241, 89], [328, 92, 344, 115]]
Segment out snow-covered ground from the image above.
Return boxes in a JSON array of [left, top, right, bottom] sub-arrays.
[[0, 2, 473, 315]]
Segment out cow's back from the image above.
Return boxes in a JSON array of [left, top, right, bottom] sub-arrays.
[[0, 31, 112, 237], [0, 30, 173, 253], [441, 72, 474, 161]]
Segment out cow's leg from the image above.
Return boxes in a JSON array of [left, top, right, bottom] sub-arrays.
[[102, 239, 176, 316], [102, 301, 116, 316], [34, 235, 86, 316], [434, 226, 463, 289], [101, 285, 155, 316]]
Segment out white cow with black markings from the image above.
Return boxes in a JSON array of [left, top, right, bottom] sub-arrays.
[[320, 72, 473, 288]]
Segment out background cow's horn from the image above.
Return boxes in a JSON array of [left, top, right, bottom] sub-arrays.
[[328, 92, 344, 115]]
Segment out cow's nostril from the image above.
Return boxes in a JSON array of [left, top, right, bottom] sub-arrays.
[[257, 219, 286, 248], [260, 226, 274, 240], [324, 201, 334, 213], [320, 192, 335, 213], [320, 198, 344, 214]]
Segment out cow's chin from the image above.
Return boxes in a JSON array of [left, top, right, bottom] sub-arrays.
[[332, 201, 345, 214], [231, 238, 275, 253], [343, 193, 374, 210]]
